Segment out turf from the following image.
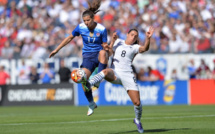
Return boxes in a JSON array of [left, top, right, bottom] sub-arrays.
[[0, 105, 215, 134]]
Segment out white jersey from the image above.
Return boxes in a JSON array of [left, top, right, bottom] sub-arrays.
[[111, 39, 140, 71]]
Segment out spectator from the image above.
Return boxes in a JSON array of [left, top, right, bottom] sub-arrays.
[[196, 59, 211, 79], [40, 63, 55, 84], [29, 66, 39, 84], [170, 69, 179, 80], [58, 60, 71, 83], [0, 65, 10, 85], [147, 66, 164, 81], [137, 68, 148, 81], [1, 40, 13, 59], [168, 33, 181, 53], [187, 59, 197, 79], [17, 59, 31, 84], [195, 35, 212, 53], [20, 38, 35, 58]]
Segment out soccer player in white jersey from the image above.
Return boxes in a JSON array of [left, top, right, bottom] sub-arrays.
[[49, 0, 109, 116], [84, 27, 154, 133]]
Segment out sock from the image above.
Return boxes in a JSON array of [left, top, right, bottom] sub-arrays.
[[84, 89, 94, 103], [98, 62, 107, 73], [89, 71, 105, 86], [134, 104, 142, 124]]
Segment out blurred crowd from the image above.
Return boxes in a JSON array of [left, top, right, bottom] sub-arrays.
[[0, 59, 72, 85], [1, 0, 215, 85], [1, 0, 215, 60], [136, 58, 215, 82], [1, 57, 215, 85]]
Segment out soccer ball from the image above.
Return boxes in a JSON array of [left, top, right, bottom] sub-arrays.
[[71, 68, 87, 83]]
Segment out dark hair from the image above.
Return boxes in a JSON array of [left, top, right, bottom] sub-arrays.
[[147, 66, 152, 73], [82, 0, 101, 18], [128, 29, 139, 44], [128, 29, 139, 34]]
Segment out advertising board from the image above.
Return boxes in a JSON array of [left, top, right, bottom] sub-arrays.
[[190, 80, 215, 105], [1, 83, 75, 106], [77, 80, 188, 106]]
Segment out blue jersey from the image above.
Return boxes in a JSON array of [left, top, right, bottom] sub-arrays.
[[72, 22, 107, 53]]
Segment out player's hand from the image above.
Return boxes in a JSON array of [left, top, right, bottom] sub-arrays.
[[102, 43, 109, 51], [112, 32, 118, 42], [146, 26, 154, 39], [49, 50, 58, 58]]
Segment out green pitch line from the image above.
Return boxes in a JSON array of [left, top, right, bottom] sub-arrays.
[[0, 105, 215, 134]]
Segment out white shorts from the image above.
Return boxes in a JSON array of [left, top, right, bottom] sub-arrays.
[[110, 69, 139, 91]]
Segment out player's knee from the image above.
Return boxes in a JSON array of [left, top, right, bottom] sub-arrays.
[[99, 50, 108, 63], [133, 100, 140, 106], [99, 50, 108, 58], [102, 69, 108, 75]]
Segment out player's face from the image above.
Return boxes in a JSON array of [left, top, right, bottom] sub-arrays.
[[126, 31, 138, 44], [83, 15, 94, 29]]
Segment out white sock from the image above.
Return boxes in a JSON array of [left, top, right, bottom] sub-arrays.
[[89, 71, 105, 86], [135, 118, 140, 124], [134, 104, 142, 123]]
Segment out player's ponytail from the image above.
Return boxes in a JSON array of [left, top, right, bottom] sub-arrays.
[[82, 0, 101, 18], [128, 29, 139, 44]]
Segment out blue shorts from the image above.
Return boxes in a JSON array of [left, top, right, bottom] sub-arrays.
[[80, 52, 100, 73]]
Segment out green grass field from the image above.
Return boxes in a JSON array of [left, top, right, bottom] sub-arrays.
[[0, 105, 215, 134]]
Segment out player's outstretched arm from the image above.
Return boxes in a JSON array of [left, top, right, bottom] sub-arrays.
[[49, 34, 75, 58], [108, 32, 118, 56], [139, 26, 154, 53]]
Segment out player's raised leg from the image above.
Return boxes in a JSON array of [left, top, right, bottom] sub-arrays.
[[127, 90, 143, 133], [84, 68, 116, 91], [93, 50, 109, 87]]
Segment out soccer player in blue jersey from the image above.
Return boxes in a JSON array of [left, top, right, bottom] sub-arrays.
[[49, 0, 108, 116]]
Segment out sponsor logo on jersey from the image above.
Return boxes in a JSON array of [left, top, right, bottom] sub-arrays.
[[96, 33, 100, 37]]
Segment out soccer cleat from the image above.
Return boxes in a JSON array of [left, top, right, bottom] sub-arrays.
[[87, 102, 97, 116], [133, 119, 144, 133], [82, 81, 92, 91]]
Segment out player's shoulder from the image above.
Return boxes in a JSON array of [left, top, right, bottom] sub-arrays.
[[96, 23, 106, 31], [114, 38, 124, 46], [132, 44, 139, 47], [131, 44, 140, 50], [116, 38, 125, 43], [79, 22, 87, 28]]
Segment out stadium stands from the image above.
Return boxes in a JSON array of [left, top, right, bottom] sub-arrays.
[[0, 0, 215, 60], [0, 0, 215, 85]]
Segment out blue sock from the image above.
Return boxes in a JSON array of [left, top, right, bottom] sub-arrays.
[[84, 90, 94, 103], [98, 62, 107, 73]]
